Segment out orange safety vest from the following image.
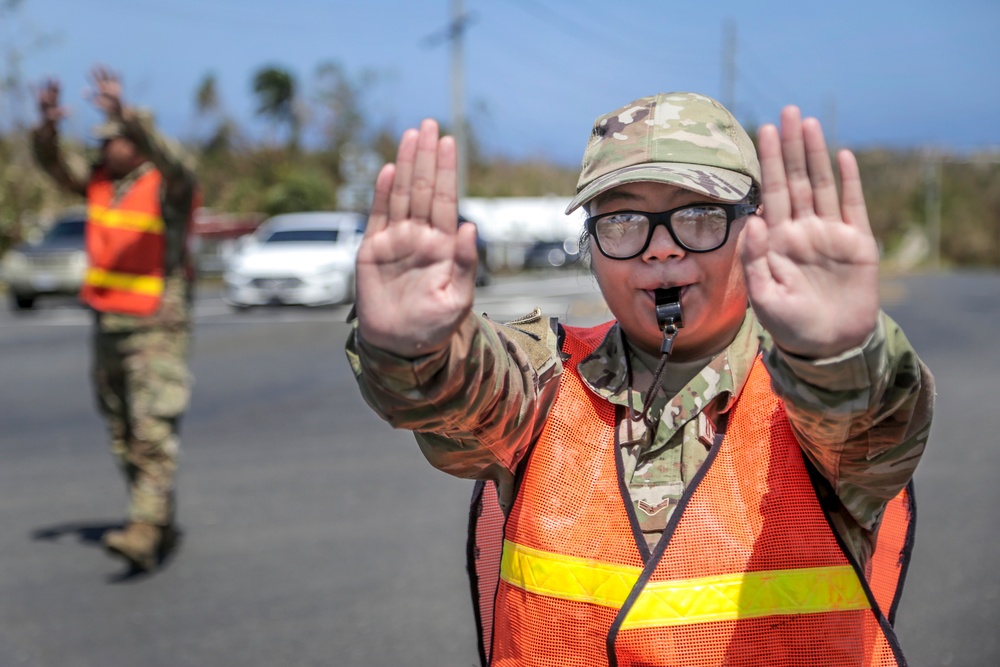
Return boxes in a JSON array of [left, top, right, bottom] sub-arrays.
[[82, 167, 174, 316], [467, 322, 915, 667]]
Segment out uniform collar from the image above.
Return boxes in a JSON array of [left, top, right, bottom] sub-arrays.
[[577, 309, 764, 441]]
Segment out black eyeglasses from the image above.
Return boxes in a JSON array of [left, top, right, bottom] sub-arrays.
[[586, 203, 757, 260]]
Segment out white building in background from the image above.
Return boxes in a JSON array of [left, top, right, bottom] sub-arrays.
[[460, 196, 586, 270]]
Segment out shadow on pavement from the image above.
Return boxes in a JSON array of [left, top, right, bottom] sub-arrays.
[[30, 520, 183, 583]]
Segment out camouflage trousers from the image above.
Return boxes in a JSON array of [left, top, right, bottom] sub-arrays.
[[92, 327, 191, 526]]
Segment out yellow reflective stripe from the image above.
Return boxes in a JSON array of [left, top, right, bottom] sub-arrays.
[[501, 540, 643, 608], [88, 204, 164, 234], [84, 268, 163, 296], [623, 565, 870, 629], [501, 540, 870, 628]]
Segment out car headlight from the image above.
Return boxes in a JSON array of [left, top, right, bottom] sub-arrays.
[[69, 251, 88, 271], [1, 252, 28, 276]]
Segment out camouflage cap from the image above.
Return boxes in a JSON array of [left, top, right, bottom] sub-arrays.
[[565, 92, 761, 214], [90, 119, 126, 140], [90, 108, 155, 141]]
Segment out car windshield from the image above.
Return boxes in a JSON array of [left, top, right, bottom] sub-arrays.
[[44, 219, 86, 241], [263, 229, 340, 243]]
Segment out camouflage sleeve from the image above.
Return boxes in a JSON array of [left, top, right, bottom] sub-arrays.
[[31, 123, 89, 197], [345, 309, 563, 484], [121, 109, 192, 184], [763, 311, 934, 533]]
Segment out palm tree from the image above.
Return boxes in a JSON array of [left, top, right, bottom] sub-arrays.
[[195, 72, 219, 117], [251, 66, 300, 151]]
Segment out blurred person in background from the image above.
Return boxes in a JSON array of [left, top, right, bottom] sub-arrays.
[[32, 65, 198, 573], [346, 93, 933, 665]]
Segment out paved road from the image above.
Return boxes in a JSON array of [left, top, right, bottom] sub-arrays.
[[0, 271, 997, 667]]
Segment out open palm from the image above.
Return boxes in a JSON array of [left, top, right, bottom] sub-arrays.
[[355, 119, 479, 358], [740, 106, 880, 359]]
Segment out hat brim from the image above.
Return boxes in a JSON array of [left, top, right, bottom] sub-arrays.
[[90, 121, 125, 141], [565, 163, 753, 214]]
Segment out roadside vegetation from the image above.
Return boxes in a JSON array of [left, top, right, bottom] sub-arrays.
[[1, 1, 997, 270]]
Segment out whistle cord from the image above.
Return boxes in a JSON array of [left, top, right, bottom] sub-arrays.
[[625, 326, 677, 428]]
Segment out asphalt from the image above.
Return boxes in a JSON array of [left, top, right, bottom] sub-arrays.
[[0, 271, 997, 667]]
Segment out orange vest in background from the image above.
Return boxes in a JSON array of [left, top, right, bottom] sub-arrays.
[[82, 168, 168, 316], [468, 322, 915, 667]]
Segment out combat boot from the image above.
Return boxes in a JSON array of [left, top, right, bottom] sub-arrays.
[[102, 522, 162, 571]]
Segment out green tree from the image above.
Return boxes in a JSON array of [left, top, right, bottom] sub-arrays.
[[262, 164, 335, 216], [251, 65, 300, 151], [0, 0, 69, 254], [195, 72, 219, 116], [193, 71, 243, 157], [313, 61, 377, 179]]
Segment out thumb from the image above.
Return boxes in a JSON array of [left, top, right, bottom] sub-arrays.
[[452, 222, 480, 292]]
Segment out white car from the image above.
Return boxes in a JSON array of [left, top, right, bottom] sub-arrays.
[[1, 208, 88, 311], [223, 211, 366, 310]]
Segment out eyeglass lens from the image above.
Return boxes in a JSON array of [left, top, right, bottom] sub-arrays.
[[594, 206, 730, 257]]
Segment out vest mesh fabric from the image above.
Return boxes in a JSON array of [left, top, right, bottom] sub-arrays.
[[613, 361, 902, 666], [493, 323, 642, 667], [83, 169, 166, 316], [866, 483, 914, 626], [469, 323, 909, 667]]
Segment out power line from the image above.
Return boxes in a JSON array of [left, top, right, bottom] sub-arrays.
[[498, 0, 609, 44], [497, 0, 706, 69]]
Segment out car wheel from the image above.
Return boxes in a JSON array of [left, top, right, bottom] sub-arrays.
[[11, 292, 36, 311], [229, 303, 253, 313]]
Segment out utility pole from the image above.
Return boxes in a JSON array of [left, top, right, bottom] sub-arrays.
[[423, 3, 473, 197], [451, 0, 468, 199], [721, 20, 737, 115]]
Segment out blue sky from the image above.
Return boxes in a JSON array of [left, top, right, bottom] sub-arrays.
[[5, 0, 999, 165]]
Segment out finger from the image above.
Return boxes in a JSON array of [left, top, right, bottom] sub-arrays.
[[39, 78, 59, 104], [92, 64, 111, 84], [739, 215, 776, 301], [430, 135, 458, 232], [837, 149, 872, 235], [779, 106, 815, 219], [409, 119, 440, 222], [365, 163, 396, 236], [802, 117, 840, 221], [757, 123, 791, 225], [90, 65, 115, 97], [388, 128, 419, 222]]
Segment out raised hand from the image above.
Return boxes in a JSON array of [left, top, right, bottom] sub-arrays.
[[740, 106, 880, 359], [354, 118, 479, 358], [36, 78, 67, 126], [86, 65, 125, 119]]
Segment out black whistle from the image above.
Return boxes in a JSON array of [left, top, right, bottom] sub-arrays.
[[654, 287, 684, 331], [653, 287, 684, 355]]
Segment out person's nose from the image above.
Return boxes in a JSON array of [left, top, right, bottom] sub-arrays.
[[642, 222, 685, 262]]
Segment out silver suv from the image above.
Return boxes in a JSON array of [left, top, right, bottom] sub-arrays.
[[1, 208, 88, 311]]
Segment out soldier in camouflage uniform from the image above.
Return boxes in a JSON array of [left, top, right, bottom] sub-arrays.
[[346, 93, 933, 659], [33, 66, 196, 572]]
